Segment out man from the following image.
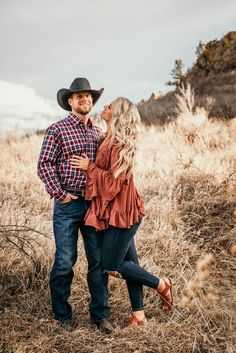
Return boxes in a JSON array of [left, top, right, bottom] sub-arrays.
[[37, 77, 113, 334]]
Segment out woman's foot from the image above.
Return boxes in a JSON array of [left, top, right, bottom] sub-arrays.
[[156, 277, 173, 311], [127, 311, 147, 328]]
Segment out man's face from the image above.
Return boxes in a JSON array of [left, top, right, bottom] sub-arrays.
[[68, 92, 93, 115]]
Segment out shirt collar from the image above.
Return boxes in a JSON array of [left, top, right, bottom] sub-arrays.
[[67, 112, 93, 127]]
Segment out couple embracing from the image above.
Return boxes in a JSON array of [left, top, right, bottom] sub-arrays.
[[37, 77, 173, 334]]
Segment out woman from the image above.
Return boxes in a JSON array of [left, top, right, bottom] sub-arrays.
[[70, 97, 173, 327]]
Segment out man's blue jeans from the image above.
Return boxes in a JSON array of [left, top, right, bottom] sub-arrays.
[[50, 197, 109, 323]]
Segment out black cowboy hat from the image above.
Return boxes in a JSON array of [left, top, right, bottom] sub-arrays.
[[57, 77, 104, 111]]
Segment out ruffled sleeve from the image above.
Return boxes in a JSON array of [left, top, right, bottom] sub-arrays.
[[85, 145, 126, 218]]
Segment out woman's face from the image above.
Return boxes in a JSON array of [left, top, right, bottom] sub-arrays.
[[101, 103, 112, 122]]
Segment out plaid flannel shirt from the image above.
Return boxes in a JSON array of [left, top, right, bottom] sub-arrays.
[[37, 113, 101, 202]]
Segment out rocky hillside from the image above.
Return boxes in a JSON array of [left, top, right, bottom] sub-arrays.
[[187, 31, 236, 80], [138, 31, 236, 125]]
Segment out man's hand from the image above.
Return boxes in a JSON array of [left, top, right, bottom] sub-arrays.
[[70, 154, 89, 171], [60, 193, 78, 204]]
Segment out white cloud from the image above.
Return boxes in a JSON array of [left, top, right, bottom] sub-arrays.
[[1, 0, 235, 105], [0, 0, 235, 126], [0, 80, 62, 136]]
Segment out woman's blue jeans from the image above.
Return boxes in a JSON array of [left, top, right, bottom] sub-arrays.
[[102, 220, 160, 311], [50, 197, 109, 323]]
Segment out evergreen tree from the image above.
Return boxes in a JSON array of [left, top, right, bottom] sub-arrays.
[[195, 40, 206, 58], [166, 59, 185, 87]]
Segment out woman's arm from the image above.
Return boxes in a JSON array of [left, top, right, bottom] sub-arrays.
[[70, 146, 126, 209]]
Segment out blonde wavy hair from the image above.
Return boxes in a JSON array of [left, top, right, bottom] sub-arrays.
[[107, 97, 141, 180]]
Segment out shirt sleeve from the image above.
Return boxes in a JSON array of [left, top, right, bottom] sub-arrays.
[[37, 126, 67, 202], [85, 145, 126, 218]]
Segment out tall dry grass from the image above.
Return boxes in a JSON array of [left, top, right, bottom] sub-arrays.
[[1, 87, 236, 353], [138, 70, 236, 124]]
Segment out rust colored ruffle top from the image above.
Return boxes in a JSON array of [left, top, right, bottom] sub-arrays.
[[84, 142, 145, 231]]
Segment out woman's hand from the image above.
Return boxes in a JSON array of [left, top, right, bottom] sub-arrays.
[[70, 154, 89, 171]]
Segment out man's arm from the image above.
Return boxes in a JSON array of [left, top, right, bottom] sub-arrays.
[[37, 126, 67, 202]]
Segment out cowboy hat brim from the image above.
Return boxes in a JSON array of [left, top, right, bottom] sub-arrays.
[[57, 87, 104, 111]]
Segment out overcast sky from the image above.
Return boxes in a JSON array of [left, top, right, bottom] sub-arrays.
[[0, 0, 236, 133]]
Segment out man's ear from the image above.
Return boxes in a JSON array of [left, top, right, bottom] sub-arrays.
[[68, 97, 72, 107]]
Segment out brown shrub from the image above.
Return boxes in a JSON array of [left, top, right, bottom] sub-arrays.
[[138, 71, 236, 124]]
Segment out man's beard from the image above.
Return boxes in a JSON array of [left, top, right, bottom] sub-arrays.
[[75, 105, 92, 115]]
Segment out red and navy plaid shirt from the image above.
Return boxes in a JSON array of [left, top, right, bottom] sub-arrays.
[[37, 113, 102, 202]]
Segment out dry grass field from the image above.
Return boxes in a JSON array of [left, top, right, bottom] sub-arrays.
[[1, 88, 236, 353]]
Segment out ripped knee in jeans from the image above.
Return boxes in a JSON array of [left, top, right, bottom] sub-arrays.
[[103, 270, 122, 279]]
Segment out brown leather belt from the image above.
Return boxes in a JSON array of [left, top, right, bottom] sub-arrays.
[[64, 188, 86, 197]]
